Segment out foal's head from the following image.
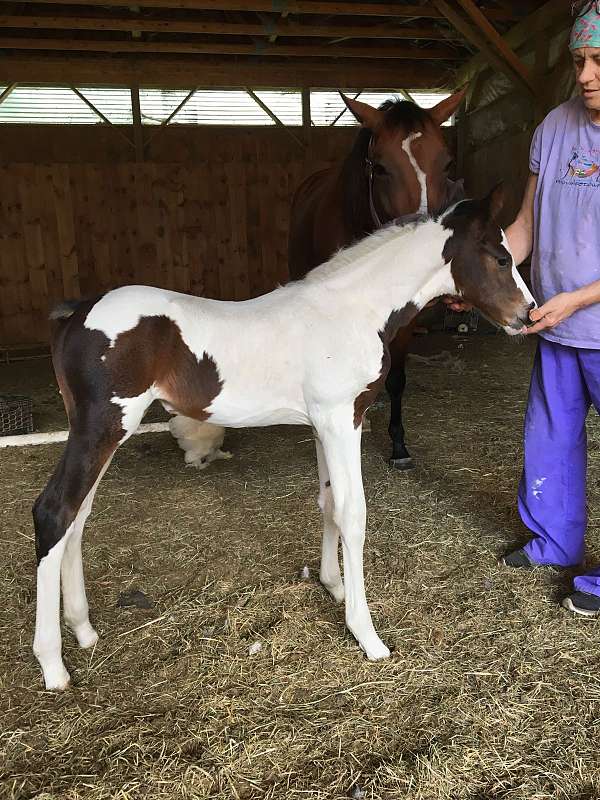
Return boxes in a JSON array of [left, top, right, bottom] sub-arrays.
[[342, 91, 466, 225], [441, 185, 536, 335]]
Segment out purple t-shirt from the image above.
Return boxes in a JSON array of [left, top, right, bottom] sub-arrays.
[[530, 96, 600, 348]]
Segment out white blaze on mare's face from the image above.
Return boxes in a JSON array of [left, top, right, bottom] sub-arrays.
[[401, 132, 428, 216]]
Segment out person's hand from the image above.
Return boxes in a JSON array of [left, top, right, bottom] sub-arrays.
[[441, 295, 474, 313], [524, 291, 581, 334]]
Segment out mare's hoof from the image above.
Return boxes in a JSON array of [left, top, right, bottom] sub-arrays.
[[389, 456, 414, 471]]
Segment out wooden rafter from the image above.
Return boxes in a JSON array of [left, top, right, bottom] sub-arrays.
[[246, 88, 305, 148], [455, 0, 537, 94], [457, 0, 569, 86], [0, 54, 450, 90], [0, 83, 17, 105], [10, 1, 522, 21], [432, 0, 534, 95], [0, 15, 463, 41], [0, 37, 459, 60]]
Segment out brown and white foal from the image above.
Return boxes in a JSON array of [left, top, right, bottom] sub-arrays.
[[33, 186, 534, 689]]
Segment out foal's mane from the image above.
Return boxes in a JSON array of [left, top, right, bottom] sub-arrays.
[[340, 99, 433, 241]]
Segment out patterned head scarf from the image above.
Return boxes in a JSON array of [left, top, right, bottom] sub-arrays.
[[570, 2, 600, 49]]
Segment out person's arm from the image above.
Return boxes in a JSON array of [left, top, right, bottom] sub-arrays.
[[525, 280, 600, 335], [505, 172, 538, 266]]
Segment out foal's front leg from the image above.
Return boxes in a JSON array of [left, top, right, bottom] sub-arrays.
[[315, 412, 390, 660]]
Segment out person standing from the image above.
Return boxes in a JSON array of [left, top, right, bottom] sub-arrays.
[[502, 1, 600, 617]]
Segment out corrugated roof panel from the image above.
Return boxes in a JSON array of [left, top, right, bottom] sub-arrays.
[[0, 86, 100, 124], [162, 89, 302, 126], [139, 89, 192, 125]]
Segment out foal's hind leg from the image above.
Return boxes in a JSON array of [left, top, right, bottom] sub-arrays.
[[33, 427, 121, 690], [33, 396, 151, 689], [60, 458, 113, 649], [314, 435, 344, 603]]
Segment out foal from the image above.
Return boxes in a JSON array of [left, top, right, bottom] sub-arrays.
[[33, 187, 534, 690]]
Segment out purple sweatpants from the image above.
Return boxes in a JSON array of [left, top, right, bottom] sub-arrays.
[[518, 337, 600, 596]]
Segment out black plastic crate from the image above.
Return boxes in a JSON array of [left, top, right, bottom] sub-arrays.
[[0, 395, 34, 436]]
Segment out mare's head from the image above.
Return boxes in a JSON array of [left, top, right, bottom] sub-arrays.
[[441, 185, 536, 335], [341, 90, 466, 232]]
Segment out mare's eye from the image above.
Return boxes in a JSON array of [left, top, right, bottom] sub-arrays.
[[497, 256, 510, 268], [373, 163, 389, 177]]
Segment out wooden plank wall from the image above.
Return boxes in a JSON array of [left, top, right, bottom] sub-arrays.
[[0, 127, 355, 345]]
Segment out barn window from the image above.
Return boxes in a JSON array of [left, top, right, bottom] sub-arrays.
[[0, 86, 452, 127], [139, 89, 302, 125], [309, 90, 453, 126]]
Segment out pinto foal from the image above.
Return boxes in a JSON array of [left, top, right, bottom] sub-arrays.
[[33, 188, 534, 690]]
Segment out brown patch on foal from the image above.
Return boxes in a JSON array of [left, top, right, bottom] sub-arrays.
[[353, 302, 418, 428], [104, 316, 223, 420]]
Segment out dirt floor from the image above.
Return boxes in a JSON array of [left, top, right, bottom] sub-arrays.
[[1, 332, 600, 800]]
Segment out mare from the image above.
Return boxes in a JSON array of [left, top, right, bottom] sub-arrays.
[[289, 91, 466, 468], [32, 186, 534, 690]]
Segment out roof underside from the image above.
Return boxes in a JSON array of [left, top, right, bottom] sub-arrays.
[[0, 1, 556, 89]]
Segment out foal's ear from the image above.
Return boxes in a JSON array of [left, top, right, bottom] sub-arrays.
[[485, 182, 505, 221], [429, 86, 467, 127], [340, 92, 384, 131]]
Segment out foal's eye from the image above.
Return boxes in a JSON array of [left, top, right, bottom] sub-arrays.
[[373, 163, 389, 177], [497, 256, 510, 268]]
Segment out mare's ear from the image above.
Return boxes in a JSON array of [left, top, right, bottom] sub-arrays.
[[339, 92, 384, 131], [429, 86, 467, 126]]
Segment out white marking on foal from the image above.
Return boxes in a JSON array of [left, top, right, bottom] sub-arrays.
[[111, 388, 157, 439], [502, 231, 536, 308], [402, 132, 428, 216]]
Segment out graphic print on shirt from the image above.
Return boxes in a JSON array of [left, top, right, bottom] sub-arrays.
[[558, 146, 600, 186]]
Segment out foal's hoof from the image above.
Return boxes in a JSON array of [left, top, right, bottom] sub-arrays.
[[389, 456, 414, 471], [42, 664, 71, 691]]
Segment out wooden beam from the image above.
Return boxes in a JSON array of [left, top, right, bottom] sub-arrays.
[[301, 86, 311, 133], [70, 85, 135, 146], [0, 83, 17, 105], [0, 15, 463, 41], [0, 37, 460, 60], [0, 54, 450, 90], [10, 1, 522, 21], [432, 0, 530, 94], [131, 85, 144, 161], [455, 0, 537, 95], [246, 87, 305, 148], [456, 0, 569, 86]]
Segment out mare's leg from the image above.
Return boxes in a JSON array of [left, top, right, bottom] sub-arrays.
[[314, 435, 344, 603], [314, 410, 389, 660], [385, 357, 413, 470]]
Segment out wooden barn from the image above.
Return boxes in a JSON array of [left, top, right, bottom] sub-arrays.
[[3, 2, 600, 799]]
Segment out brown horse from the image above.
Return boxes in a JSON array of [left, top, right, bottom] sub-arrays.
[[288, 90, 466, 469]]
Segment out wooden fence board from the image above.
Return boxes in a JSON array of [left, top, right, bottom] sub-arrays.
[[0, 130, 356, 344]]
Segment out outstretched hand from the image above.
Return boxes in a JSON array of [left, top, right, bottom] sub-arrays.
[[524, 292, 581, 335]]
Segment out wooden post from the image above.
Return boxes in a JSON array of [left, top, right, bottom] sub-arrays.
[[130, 85, 144, 162], [302, 86, 311, 143]]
